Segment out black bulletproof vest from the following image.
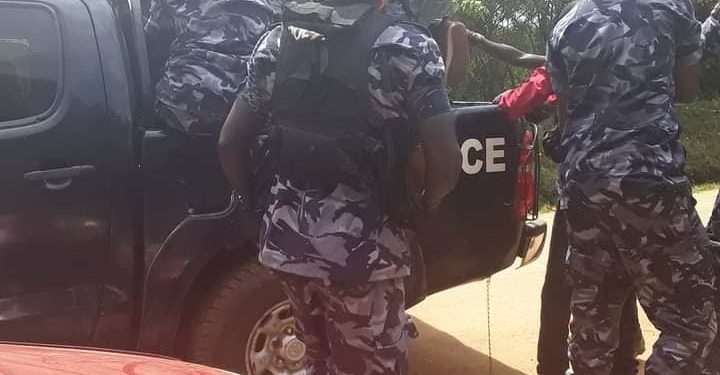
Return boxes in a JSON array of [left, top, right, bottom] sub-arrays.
[[269, 7, 397, 186], [266, 4, 424, 228]]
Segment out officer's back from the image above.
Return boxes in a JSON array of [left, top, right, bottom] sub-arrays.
[[234, 0, 459, 283]]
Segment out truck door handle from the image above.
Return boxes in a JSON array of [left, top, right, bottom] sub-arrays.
[[24, 165, 96, 190]]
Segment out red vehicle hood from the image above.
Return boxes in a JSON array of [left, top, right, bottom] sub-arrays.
[[0, 343, 240, 375]]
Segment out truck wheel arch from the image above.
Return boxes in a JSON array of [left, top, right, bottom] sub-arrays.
[[136, 205, 259, 355]]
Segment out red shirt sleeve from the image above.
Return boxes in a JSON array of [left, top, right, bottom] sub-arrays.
[[498, 66, 556, 121]]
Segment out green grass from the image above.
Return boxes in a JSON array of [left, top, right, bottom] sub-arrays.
[[676, 100, 720, 183], [694, 182, 720, 193], [537, 99, 720, 209]]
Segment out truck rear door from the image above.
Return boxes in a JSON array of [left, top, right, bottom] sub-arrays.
[[0, 0, 113, 344], [419, 104, 537, 293]]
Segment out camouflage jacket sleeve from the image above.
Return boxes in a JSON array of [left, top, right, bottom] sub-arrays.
[[370, 23, 451, 124], [238, 25, 283, 116], [144, 0, 174, 40], [144, 0, 175, 78], [674, 0, 703, 65], [703, 15, 720, 57], [545, 26, 568, 97]]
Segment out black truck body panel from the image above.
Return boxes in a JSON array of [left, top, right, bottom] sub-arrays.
[[0, 0, 117, 344], [420, 105, 523, 293]]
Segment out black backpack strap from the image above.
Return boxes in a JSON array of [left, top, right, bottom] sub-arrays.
[[267, 6, 400, 186], [324, 10, 398, 119]]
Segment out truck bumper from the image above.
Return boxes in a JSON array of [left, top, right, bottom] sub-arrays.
[[517, 219, 547, 267]]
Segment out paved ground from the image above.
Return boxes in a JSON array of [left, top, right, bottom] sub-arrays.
[[408, 189, 719, 375]]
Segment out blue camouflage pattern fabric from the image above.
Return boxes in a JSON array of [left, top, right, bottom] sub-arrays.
[[703, 8, 720, 241], [547, 1, 718, 374], [240, 15, 449, 375], [145, 0, 283, 134], [278, 272, 414, 374], [240, 21, 450, 284], [547, 0, 703, 208], [703, 5, 720, 57], [563, 189, 717, 375], [710, 190, 720, 241]]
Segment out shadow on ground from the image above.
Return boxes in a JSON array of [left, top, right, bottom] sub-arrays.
[[409, 317, 527, 375]]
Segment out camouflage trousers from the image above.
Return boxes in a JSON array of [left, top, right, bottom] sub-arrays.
[[709, 189, 720, 242], [278, 273, 413, 375], [564, 189, 718, 375]]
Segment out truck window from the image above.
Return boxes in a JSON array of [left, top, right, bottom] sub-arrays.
[[0, 4, 60, 124]]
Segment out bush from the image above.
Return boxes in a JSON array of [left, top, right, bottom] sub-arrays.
[[677, 100, 720, 183], [537, 100, 720, 208]]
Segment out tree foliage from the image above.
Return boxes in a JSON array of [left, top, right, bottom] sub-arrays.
[[449, 0, 720, 101]]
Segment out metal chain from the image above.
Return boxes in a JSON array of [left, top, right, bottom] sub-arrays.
[[486, 277, 493, 375]]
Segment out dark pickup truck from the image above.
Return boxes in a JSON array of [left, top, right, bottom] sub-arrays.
[[0, 0, 546, 373]]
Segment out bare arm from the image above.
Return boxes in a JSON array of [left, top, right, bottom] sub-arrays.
[[468, 31, 546, 69], [674, 60, 700, 103], [218, 26, 277, 199], [418, 112, 461, 210], [218, 97, 264, 198]]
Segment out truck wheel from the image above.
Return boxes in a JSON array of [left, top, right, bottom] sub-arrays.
[[184, 261, 307, 375]]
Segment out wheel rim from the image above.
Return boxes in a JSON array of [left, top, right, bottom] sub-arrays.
[[246, 301, 306, 375]]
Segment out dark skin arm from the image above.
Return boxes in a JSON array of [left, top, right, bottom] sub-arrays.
[[467, 31, 547, 69], [674, 60, 700, 103], [418, 112, 462, 210], [218, 97, 264, 198]]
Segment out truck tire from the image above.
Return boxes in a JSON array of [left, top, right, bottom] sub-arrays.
[[184, 261, 306, 375]]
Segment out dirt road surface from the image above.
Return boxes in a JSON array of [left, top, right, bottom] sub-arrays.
[[408, 189, 718, 375]]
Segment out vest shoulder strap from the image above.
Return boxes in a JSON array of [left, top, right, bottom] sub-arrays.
[[324, 10, 397, 99]]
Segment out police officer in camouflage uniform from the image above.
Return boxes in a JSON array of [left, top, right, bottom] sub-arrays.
[[547, 0, 718, 374], [217, 0, 460, 372], [145, 0, 283, 135], [703, 2, 720, 242], [144, 0, 284, 212]]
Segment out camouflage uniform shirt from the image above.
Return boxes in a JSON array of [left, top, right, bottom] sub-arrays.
[[240, 22, 450, 284], [704, 14, 720, 57], [547, 0, 703, 208], [145, 0, 283, 134]]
